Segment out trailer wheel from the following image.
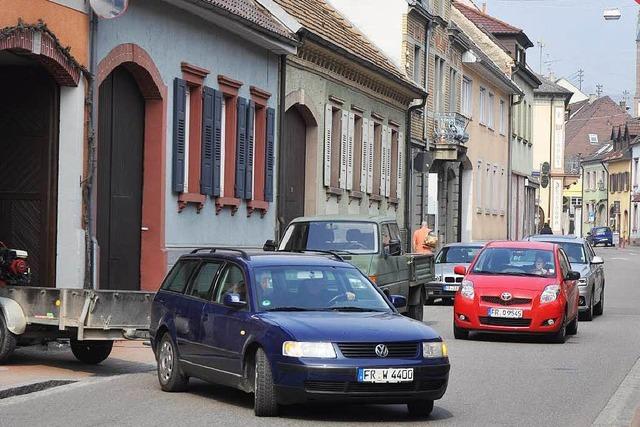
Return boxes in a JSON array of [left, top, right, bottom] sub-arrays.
[[0, 313, 17, 364], [70, 340, 113, 364], [407, 288, 425, 322]]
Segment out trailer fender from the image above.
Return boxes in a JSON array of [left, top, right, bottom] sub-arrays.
[[0, 296, 27, 335], [408, 284, 424, 305]]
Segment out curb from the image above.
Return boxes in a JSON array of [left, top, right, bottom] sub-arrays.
[[593, 355, 640, 426]]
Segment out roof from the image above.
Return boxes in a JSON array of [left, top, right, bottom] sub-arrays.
[[484, 241, 557, 250], [534, 74, 573, 97], [289, 214, 397, 224], [196, 0, 297, 43], [180, 249, 352, 267], [272, 0, 420, 92], [564, 96, 632, 161], [453, 1, 533, 48], [582, 143, 613, 163]]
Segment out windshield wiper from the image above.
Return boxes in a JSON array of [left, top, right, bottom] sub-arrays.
[[329, 306, 384, 312], [265, 306, 314, 312]]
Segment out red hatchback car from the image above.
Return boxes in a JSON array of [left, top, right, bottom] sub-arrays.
[[452, 241, 580, 343]]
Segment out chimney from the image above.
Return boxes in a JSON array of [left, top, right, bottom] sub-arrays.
[[620, 100, 627, 110], [589, 94, 597, 103], [482, 2, 487, 13]]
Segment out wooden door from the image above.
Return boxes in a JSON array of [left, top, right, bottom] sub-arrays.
[[97, 66, 145, 290], [282, 108, 306, 228], [0, 67, 58, 286]]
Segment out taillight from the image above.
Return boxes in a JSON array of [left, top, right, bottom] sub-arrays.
[[10, 259, 28, 275]]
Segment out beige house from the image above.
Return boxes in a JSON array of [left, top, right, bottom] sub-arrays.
[[532, 77, 573, 234]]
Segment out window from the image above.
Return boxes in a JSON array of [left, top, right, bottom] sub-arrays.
[[589, 134, 599, 144], [434, 57, 445, 114], [353, 114, 363, 192], [528, 104, 532, 141], [462, 77, 472, 117], [390, 128, 401, 199], [413, 45, 421, 84], [161, 260, 199, 293], [499, 99, 506, 134], [449, 68, 458, 112], [485, 163, 491, 214], [634, 159, 639, 187], [476, 160, 483, 212], [488, 93, 495, 129], [330, 106, 342, 188], [571, 197, 582, 207], [479, 87, 487, 124], [215, 264, 247, 304], [189, 262, 223, 300]]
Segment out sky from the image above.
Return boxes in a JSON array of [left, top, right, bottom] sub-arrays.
[[328, 0, 638, 103]]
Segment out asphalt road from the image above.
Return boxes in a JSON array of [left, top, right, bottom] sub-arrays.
[[1, 247, 639, 427]]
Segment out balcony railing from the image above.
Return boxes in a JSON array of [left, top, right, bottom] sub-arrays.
[[434, 112, 469, 145]]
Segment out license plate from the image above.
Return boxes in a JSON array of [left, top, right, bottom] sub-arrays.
[[357, 368, 414, 383], [488, 308, 523, 318], [443, 285, 459, 292]]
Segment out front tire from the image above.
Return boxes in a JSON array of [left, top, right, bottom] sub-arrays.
[[70, 340, 113, 364], [580, 289, 594, 321], [594, 286, 604, 316], [407, 399, 434, 417], [408, 289, 425, 322], [550, 314, 567, 343], [453, 324, 469, 339], [254, 348, 278, 417], [566, 314, 578, 336], [157, 333, 188, 392], [0, 313, 17, 364]]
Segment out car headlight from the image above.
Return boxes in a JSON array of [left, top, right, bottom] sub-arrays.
[[434, 274, 442, 282], [460, 279, 474, 300], [540, 284, 560, 304], [423, 341, 448, 358], [282, 341, 336, 358], [578, 278, 587, 286]]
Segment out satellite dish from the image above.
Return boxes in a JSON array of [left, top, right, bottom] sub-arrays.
[[90, 0, 129, 19]]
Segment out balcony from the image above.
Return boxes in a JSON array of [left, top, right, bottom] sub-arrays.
[[432, 112, 469, 161]]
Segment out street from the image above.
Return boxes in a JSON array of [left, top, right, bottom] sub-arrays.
[[1, 247, 638, 427]]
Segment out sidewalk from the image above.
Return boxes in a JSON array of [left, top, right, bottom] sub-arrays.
[[0, 341, 155, 392]]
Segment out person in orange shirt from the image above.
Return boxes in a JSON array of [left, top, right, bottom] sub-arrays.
[[412, 221, 433, 254]]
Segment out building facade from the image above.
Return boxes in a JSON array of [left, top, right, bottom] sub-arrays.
[[0, 0, 90, 288], [581, 144, 612, 235], [604, 132, 633, 242], [631, 141, 640, 244]]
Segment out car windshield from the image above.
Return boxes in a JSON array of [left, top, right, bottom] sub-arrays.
[[537, 242, 586, 264], [252, 266, 391, 312], [593, 227, 609, 236], [471, 248, 556, 278], [436, 246, 481, 264], [278, 221, 378, 254]]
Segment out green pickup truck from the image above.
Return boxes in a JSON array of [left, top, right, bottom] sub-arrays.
[[267, 215, 434, 321]]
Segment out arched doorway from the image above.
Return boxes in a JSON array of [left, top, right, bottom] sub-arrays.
[[97, 66, 145, 290], [281, 107, 307, 228], [0, 63, 58, 286]]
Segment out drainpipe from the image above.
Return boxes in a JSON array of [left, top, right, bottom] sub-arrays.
[[547, 97, 554, 224], [276, 54, 287, 240], [580, 162, 585, 236], [85, 10, 98, 289], [601, 160, 610, 227], [507, 93, 523, 239], [405, 96, 428, 253]]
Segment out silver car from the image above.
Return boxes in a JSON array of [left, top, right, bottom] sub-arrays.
[[525, 235, 605, 321], [426, 242, 484, 304]]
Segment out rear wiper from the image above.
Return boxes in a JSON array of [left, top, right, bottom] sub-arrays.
[[265, 307, 314, 312]]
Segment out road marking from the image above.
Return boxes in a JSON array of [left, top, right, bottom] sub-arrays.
[[610, 258, 629, 261], [593, 355, 640, 426]]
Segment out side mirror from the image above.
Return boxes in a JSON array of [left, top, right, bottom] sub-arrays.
[[223, 293, 247, 309], [587, 232, 592, 236], [453, 265, 467, 276], [263, 239, 277, 252], [388, 239, 402, 256], [591, 256, 604, 265], [565, 271, 581, 281], [389, 294, 407, 309]]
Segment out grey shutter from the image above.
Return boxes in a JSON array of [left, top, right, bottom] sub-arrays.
[[235, 97, 247, 199], [340, 110, 349, 189], [244, 100, 255, 200], [200, 86, 215, 195], [381, 126, 388, 196], [212, 90, 223, 197], [360, 118, 369, 192], [172, 78, 187, 193], [397, 131, 403, 199], [265, 107, 275, 202], [367, 119, 374, 193], [347, 112, 355, 190], [323, 104, 333, 187]]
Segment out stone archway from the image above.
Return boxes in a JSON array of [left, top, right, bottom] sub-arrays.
[[97, 44, 167, 291]]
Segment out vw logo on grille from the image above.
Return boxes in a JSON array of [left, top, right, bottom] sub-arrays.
[[375, 344, 389, 358], [500, 292, 513, 301]]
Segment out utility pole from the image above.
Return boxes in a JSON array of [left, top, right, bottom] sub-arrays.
[[596, 84, 603, 97], [537, 40, 545, 74], [577, 69, 584, 90]]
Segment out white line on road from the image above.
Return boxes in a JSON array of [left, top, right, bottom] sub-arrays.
[[610, 258, 629, 261], [593, 355, 640, 427]]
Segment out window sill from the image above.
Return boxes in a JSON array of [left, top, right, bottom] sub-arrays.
[[247, 200, 269, 218], [388, 197, 399, 206], [178, 193, 206, 213], [476, 207, 483, 214], [369, 194, 383, 207], [488, 127, 495, 132], [325, 186, 343, 200], [479, 122, 487, 128], [215, 197, 241, 215], [349, 190, 364, 204]]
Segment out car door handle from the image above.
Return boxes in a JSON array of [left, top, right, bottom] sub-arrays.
[[202, 313, 209, 321]]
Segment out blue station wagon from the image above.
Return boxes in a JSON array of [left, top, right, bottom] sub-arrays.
[[150, 248, 450, 417]]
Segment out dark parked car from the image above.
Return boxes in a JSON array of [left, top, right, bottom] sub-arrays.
[[587, 227, 614, 247], [150, 248, 450, 417]]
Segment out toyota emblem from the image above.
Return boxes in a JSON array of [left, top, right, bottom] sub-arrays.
[[375, 344, 389, 358], [500, 292, 513, 301]]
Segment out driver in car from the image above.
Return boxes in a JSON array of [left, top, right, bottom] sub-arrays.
[[299, 279, 356, 307]]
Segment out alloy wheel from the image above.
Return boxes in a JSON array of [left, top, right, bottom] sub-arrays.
[[159, 340, 174, 384]]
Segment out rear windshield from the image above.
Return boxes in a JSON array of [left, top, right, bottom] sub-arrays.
[[536, 242, 586, 264], [435, 246, 481, 264], [471, 248, 556, 278], [592, 227, 609, 236], [278, 221, 378, 254]]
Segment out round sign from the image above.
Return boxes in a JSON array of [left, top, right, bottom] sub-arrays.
[[541, 176, 549, 188], [89, 0, 129, 19], [541, 162, 550, 175]]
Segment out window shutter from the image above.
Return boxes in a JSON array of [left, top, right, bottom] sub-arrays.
[[380, 126, 388, 196], [397, 131, 403, 199], [200, 86, 215, 196], [265, 107, 275, 202], [340, 109, 349, 189], [367, 119, 374, 193], [324, 104, 333, 187], [360, 118, 369, 192], [385, 129, 391, 197], [347, 112, 355, 191], [212, 89, 223, 197], [172, 78, 188, 193], [235, 97, 247, 199], [244, 100, 255, 200]]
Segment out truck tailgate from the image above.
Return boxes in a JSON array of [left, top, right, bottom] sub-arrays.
[[407, 254, 434, 285]]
